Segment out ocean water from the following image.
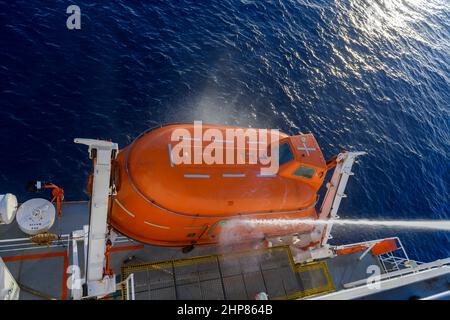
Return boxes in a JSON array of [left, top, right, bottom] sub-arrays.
[[0, 0, 448, 262]]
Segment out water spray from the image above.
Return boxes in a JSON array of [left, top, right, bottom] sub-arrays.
[[225, 218, 450, 232]]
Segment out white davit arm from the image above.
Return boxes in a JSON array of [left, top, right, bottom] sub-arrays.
[[74, 138, 119, 159], [74, 138, 119, 298], [319, 151, 366, 246]]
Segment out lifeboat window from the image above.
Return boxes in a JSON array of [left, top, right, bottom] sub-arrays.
[[279, 143, 294, 166], [293, 166, 316, 179]]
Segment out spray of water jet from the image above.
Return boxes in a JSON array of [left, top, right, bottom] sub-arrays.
[[228, 218, 450, 231]]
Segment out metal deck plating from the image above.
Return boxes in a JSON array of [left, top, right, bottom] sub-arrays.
[[1, 201, 448, 300]]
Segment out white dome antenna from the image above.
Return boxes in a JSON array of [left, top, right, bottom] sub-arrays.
[[0, 193, 18, 225], [16, 198, 55, 235]]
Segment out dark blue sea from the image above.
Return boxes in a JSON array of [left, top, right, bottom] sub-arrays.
[[0, 0, 449, 262]]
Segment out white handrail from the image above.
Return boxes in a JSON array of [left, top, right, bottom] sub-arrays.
[[343, 258, 450, 288]]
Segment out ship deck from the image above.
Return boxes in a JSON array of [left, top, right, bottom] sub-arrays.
[[1, 201, 448, 300]]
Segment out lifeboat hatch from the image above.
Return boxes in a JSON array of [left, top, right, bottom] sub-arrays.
[[120, 246, 334, 300]]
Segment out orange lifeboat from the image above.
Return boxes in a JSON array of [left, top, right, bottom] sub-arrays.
[[109, 124, 329, 247]]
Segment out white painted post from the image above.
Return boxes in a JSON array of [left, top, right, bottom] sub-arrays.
[[74, 138, 119, 298]]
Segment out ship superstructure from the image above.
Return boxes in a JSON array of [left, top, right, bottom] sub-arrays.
[[0, 125, 448, 300]]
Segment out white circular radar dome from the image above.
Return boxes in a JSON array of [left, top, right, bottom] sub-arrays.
[[0, 193, 18, 225], [16, 198, 56, 235]]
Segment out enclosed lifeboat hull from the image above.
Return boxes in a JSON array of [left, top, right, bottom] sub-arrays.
[[109, 124, 328, 247]]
